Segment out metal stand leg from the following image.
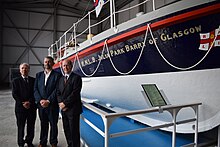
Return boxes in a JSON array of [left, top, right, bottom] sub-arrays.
[[218, 125, 220, 147], [104, 118, 109, 147], [102, 116, 116, 147], [172, 109, 177, 147], [194, 106, 198, 147]]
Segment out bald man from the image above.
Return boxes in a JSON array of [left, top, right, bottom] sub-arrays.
[[57, 59, 82, 147]]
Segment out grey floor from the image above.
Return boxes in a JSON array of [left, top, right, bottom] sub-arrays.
[[0, 89, 68, 147], [1, 88, 217, 147]]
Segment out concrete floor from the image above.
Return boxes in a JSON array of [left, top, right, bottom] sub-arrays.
[[1, 88, 217, 147], [0, 89, 68, 147]]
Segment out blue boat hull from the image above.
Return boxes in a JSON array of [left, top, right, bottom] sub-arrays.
[[54, 1, 220, 133]]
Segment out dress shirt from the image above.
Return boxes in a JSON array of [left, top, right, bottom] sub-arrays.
[[21, 75, 28, 83], [44, 70, 52, 86], [64, 72, 72, 80]]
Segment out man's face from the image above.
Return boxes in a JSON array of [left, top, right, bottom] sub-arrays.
[[20, 64, 29, 76], [62, 60, 72, 74], [44, 58, 54, 70]]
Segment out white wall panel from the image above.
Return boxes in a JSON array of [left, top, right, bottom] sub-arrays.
[[2, 47, 26, 63], [2, 46, 46, 65], [57, 9, 81, 18], [2, 12, 12, 27], [29, 30, 53, 47], [29, 13, 53, 30], [31, 48, 48, 63], [57, 15, 78, 31], [24, 8, 53, 14], [2, 47, 48, 79], [3, 28, 27, 45], [4, 10, 28, 27], [2, 9, 53, 83], [29, 66, 44, 77]]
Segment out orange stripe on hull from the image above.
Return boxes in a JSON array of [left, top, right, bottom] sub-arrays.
[[53, 3, 220, 69]]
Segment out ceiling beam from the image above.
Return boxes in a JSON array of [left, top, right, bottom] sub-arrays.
[[2, 1, 98, 20], [3, 25, 88, 34], [58, 4, 97, 20], [4, 8, 97, 20], [2, 2, 53, 9], [53, 0, 62, 8], [2, 44, 49, 49]]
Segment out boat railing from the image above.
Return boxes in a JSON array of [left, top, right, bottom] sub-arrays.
[[48, 0, 179, 62], [81, 99, 202, 147]]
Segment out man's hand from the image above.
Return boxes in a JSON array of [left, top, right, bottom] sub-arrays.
[[22, 101, 30, 109], [59, 102, 68, 111], [40, 99, 50, 108], [62, 107, 68, 111]]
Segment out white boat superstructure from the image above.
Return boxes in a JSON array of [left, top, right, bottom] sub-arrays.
[[82, 68, 220, 133], [49, 0, 220, 133]]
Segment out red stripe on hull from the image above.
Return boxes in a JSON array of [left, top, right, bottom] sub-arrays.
[[53, 3, 220, 69]]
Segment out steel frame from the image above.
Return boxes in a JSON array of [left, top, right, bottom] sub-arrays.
[[81, 101, 201, 147]]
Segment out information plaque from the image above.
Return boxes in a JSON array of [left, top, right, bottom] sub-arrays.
[[141, 84, 167, 107]]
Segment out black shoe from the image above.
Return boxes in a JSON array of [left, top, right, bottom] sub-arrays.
[[19, 146, 24, 147]]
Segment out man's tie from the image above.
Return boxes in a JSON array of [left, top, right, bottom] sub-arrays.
[[64, 76, 68, 84], [24, 77, 28, 84]]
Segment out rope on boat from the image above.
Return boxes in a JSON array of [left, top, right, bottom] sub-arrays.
[[74, 40, 108, 77], [59, 62, 65, 76], [58, 52, 77, 76], [150, 25, 220, 70], [71, 24, 150, 77], [106, 24, 150, 75], [71, 55, 77, 73], [59, 24, 220, 76]]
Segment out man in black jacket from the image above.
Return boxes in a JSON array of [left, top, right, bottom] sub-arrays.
[[57, 59, 82, 147], [12, 63, 37, 147], [34, 56, 61, 147]]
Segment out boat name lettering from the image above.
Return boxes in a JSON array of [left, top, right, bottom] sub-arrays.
[[160, 25, 201, 41], [80, 25, 202, 67], [81, 57, 96, 67], [98, 53, 109, 61], [110, 48, 125, 56], [80, 41, 148, 67], [125, 42, 145, 52]]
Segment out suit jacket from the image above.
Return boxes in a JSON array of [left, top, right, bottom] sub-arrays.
[[34, 70, 61, 109], [57, 72, 82, 115], [12, 76, 36, 112]]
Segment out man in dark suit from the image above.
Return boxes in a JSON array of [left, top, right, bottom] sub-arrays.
[[12, 63, 37, 147], [34, 56, 61, 147], [57, 59, 82, 147]]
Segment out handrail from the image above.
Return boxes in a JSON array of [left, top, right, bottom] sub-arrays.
[[83, 102, 109, 117], [81, 99, 201, 147], [48, 0, 180, 61], [105, 102, 201, 118]]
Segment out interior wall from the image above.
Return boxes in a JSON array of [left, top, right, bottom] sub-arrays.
[[1, 7, 94, 85], [2, 9, 53, 83], [0, 0, 178, 86]]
